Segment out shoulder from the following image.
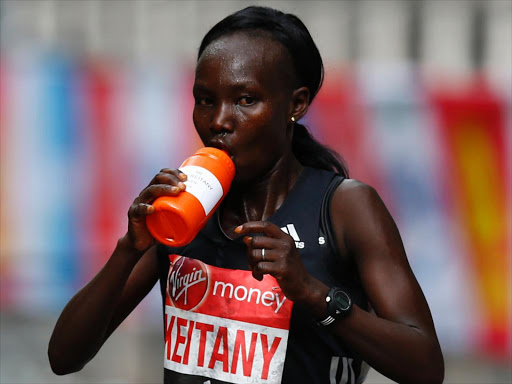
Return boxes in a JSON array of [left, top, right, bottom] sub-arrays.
[[330, 179, 399, 260], [331, 178, 382, 214], [336, 178, 377, 195]]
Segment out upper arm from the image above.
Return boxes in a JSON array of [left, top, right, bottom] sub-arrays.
[[330, 180, 436, 333], [105, 245, 161, 338]]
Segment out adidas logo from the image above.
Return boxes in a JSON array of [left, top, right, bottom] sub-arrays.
[[280, 224, 305, 249]]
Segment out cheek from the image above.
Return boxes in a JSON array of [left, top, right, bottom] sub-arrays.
[[240, 105, 288, 148], [193, 108, 209, 141], [192, 107, 203, 128], [243, 104, 281, 133], [235, 116, 287, 164]]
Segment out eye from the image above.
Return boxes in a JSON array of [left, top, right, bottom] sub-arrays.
[[195, 97, 213, 106], [238, 96, 255, 106]]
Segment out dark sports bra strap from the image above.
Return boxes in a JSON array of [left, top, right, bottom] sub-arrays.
[[320, 175, 345, 258]]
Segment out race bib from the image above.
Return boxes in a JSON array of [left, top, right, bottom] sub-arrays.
[[164, 254, 293, 384]]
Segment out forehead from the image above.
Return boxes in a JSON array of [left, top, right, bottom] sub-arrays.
[[195, 32, 294, 89]]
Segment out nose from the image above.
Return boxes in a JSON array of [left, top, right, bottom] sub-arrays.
[[211, 102, 234, 134]]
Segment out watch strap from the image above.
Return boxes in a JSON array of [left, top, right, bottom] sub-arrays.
[[316, 287, 352, 327], [317, 315, 336, 326]]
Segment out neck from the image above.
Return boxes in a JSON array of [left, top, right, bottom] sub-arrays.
[[220, 153, 303, 236]]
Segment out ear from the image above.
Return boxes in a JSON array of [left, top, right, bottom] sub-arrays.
[[288, 86, 310, 122]]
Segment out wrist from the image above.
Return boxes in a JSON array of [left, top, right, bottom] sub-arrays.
[[317, 287, 353, 327], [296, 276, 329, 319], [117, 234, 146, 261]]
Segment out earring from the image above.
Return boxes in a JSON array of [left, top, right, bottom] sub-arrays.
[[291, 117, 296, 122]]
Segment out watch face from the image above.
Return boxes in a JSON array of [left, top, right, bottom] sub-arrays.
[[333, 291, 351, 311]]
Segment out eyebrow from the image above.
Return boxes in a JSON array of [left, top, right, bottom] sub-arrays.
[[193, 80, 260, 92]]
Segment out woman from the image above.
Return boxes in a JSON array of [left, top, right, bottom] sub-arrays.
[[49, 6, 444, 384]]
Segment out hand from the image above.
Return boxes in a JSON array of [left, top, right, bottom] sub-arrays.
[[235, 221, 315, 303], [126, 168, 187, 252]]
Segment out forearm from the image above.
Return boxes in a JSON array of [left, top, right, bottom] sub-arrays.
[[301, 278, 444, 384], [335, 305, 443, 384], [48, 236, 143, 374]]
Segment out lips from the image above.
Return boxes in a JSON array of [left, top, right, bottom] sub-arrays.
[[208, 139, 232, 157]]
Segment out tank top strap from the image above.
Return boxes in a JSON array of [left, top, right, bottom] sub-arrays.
[[267, 167, 336, 251]]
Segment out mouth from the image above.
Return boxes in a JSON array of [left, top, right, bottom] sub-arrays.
[[208, 139, 232, 158]]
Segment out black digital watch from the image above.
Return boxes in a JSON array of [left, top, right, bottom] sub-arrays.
[[317, 287, 352, 326]]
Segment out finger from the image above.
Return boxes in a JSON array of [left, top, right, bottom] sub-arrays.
[[243, 239, 281, 284], [243, 237, 265, 280], [246, 246, 267, 282], [248, 248, 277, 266], [160, 168, 188, 181], [250, 261, 277, 281], [138, 184, 182, 204], [253, 248, 270, 261], [147, 172, 185, 190], [153, 173, 186, 191], [248, 235, 282, 250], [253, 261, 275, 275], [252, 270, 264, 281], [244, 235, 281, 267], [129, 202, 155, 219], [244, 237, 257, 270], [235, 221, 286, 239], [247, 247, 266, 269]]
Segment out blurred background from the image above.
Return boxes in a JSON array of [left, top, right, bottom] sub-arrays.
[[0, 0, 510, 383]]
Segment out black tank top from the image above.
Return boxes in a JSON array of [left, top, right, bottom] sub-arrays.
[[157, 167, 369, 384]]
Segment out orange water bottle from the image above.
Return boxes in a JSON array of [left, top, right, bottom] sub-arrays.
[[146, 147, 235, 247]]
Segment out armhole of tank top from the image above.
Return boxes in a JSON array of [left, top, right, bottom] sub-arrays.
[[156, 244, 168, 294], [320, 175, 345, 259]]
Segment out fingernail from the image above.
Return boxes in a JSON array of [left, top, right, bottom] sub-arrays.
[[179, 173, 187, 180], [171, 186, 179, 192], [235, 225, 243, 233], [147, 205, 155, 213], [178, 182, 185, 189]]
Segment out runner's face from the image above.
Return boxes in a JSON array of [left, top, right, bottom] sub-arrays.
[[193, 33, 296, 182]]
